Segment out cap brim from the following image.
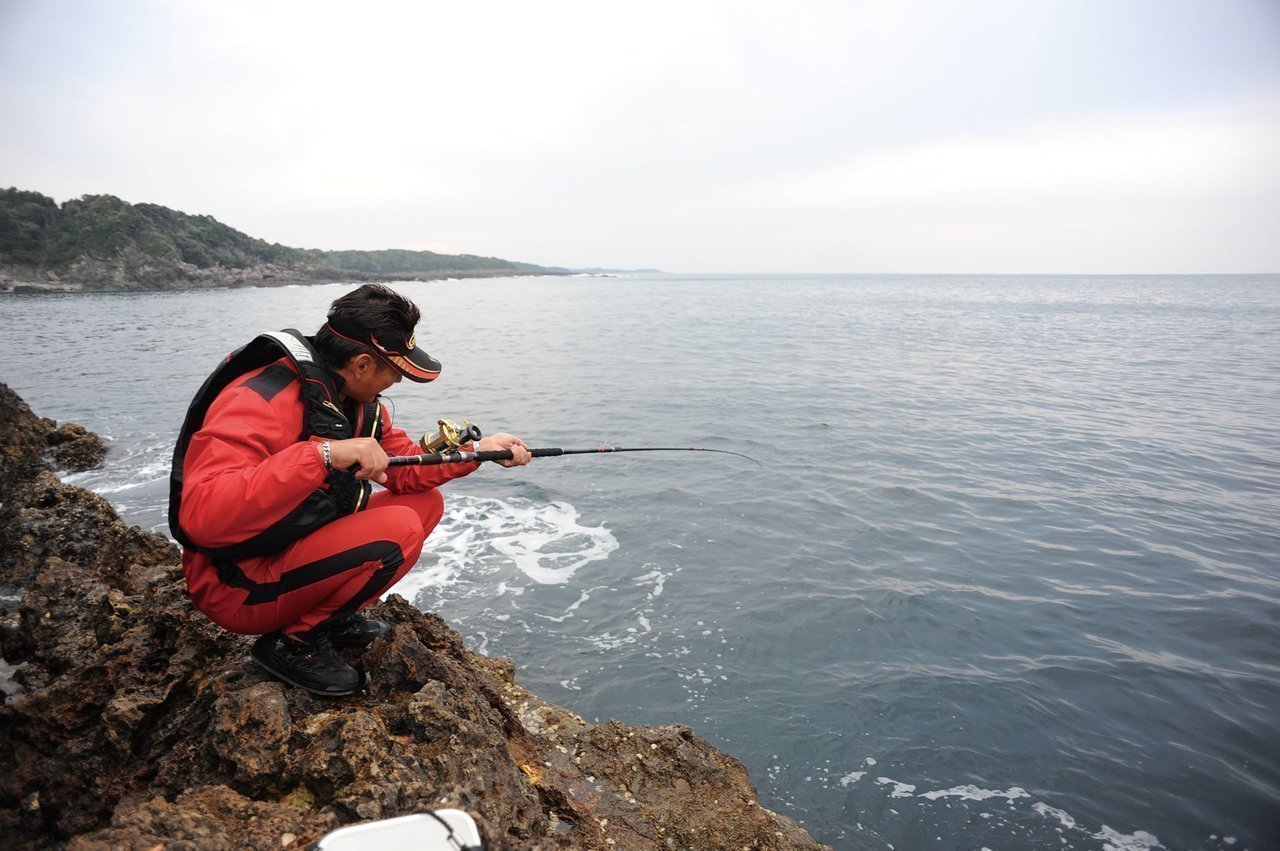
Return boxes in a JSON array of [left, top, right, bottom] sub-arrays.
[[382, 347, 441, 383], [369, 333, 441, 382]]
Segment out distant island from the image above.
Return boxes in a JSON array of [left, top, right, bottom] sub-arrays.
[[0, 188, 570, 292]]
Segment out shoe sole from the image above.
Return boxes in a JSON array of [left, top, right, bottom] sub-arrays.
[[251, 652, 361, 697]]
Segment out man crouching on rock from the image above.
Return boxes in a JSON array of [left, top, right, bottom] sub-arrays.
[[168, 284, 530, 696]]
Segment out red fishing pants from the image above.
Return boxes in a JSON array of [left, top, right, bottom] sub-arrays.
[[188, 488, 445, 638]]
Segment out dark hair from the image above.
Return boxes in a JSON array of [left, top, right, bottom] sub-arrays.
[[314, 284, 422, 370]]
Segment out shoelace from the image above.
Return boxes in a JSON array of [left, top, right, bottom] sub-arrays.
[[284, 635, 334, 661]]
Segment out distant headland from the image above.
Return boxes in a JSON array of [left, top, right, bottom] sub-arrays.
[[0, 188, 570, 293]]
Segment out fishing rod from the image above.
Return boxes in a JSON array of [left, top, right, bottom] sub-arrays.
[[389, 419, 762, 469], [388, 445, 763, 468]]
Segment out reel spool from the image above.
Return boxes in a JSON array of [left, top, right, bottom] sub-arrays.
[[420, 419, 483, 455]]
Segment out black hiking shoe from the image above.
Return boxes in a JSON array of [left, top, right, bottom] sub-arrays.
[[251, 632, 361, 696], [325, 612, 391, 648]]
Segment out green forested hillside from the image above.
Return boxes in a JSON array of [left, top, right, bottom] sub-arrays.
[[0, 190, 298, 269], [0, 188, 554, 290]]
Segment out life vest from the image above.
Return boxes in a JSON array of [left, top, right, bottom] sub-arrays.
[[168, 329, 382, 561]]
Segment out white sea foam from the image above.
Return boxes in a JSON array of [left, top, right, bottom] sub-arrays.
[[393, 494, 618, 603], [876, 777, 917, 798], [70, 434, 174, 496], [1029, 801, 1164, 849], [851, 773, 1164, 850], [919, 785, 1029, 802], [633, 567, 670, 599], [1033, 802, 1078, 830], [489, 500, 618, 585], [69, 469, 168, 494], [1095, 825, 1164, 851]]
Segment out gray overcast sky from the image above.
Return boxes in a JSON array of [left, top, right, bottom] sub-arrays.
[[2, 0, 1278, 273]]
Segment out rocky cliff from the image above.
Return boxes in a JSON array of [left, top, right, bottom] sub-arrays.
[[0, 384, 830, 850]]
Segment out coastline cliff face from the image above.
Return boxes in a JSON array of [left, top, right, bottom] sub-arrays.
[[0, 384, 830, 850]]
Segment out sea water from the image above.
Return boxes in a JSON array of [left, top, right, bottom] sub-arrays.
[[1, 274, 1277, 850]]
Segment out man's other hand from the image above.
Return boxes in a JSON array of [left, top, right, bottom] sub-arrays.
[[478, 433, 532, 467]]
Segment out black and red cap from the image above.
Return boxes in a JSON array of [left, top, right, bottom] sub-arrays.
[[324, 317, 441, 382]]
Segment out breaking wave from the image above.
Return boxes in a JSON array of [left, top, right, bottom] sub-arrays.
[[394, 494, 619, 603]]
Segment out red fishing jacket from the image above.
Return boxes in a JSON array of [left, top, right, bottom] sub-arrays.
[[172, 333, 476, 601]]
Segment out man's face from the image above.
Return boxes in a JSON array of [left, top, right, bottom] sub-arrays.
[[342, 355, 402, 403]]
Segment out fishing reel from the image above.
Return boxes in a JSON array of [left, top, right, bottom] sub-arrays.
[[420, 418, 483, 455]]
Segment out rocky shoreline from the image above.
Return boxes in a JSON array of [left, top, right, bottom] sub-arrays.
[[0, 261, 560, 294], [0, 384, 832, 850]]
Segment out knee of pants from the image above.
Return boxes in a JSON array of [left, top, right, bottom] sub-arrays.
[[376, 504, 428, 553], [368, 488, 445, 532], [395, 488, 444, 529], [419, 488, 445, 530]]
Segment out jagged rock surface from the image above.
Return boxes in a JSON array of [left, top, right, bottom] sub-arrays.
[[44, 422, 108, 471], [0, 384, 138, 592], [0, 383, 831, 850]]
